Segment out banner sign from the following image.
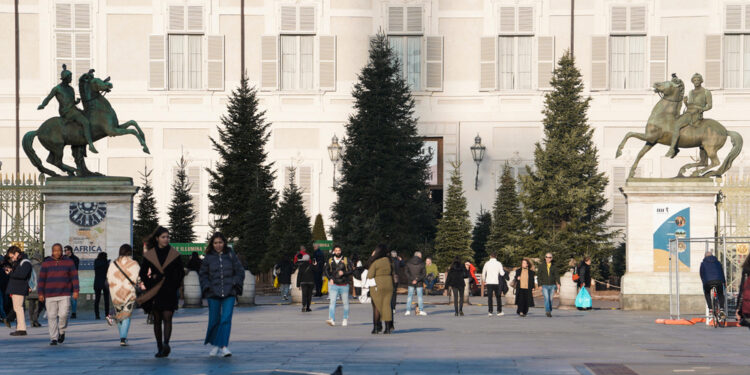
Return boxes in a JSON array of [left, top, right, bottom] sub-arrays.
[[172, 243, 207, 256], [314, 240, 333, 252], [653, 204, 690, 272], [68, 202, 108, 270]]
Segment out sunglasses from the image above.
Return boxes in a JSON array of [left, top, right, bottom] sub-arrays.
[[545, 256, 552, 258]]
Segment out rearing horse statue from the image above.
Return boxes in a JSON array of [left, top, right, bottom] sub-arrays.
[[615, 78, 742, 178], [23, 68, 150, 177]]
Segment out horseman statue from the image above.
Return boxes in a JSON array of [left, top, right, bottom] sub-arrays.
[[616, 72, 742, 179], [24, 65, 150, 177]]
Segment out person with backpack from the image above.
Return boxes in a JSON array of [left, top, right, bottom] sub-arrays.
[[273, 256, 294, 302], [404, 251, 427, 316], [38, 243, 79, 345], [324, 245, 353, 326], [26, 256, 44, 327], [5, 246, 32, 336], [107, 244, 141, 346]]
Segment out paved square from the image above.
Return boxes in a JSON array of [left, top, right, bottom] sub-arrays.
[[3, 295, 749, 375]]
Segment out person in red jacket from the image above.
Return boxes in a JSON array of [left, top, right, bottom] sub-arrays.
[[38, 243, 79, 345]]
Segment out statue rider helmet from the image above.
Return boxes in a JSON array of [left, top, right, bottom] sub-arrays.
[[60, 64, 72, 81]]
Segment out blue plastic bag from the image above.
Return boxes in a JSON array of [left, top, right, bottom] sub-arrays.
[[575, 286, 592, 309]]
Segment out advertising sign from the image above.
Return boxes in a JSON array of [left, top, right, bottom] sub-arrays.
[[653, 204, 690, 272]]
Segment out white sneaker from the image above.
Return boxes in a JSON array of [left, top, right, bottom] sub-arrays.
[[405, 311, 411, 316], [418, 311, 427, 316], [342, 319, 348, 326], [326, 319, 335, 326], [488, 312, 493, 317], [209, 346, 220, 357], [220, 347, 232, 357], [497, 312, 505, 316]]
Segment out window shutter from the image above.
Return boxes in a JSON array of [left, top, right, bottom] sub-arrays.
[[499, 7, 516, 33], [480, 37, 496, 91], [518, 7, 533, 33], [537, 36, 554, 90], [206, 35, 224, 91], [590, 36, 608, 90], [148, 35, 167, 90], [168, 5, 185, 32], [74, 3, 90, 29], [187, 5, 203, 32], [55, 32, 72, 81], [406, 7, 422, 33], [388, 7, 404, 33], [629, 6, 646, 33], [299, 6, 315, 33], [612, 167, 627, 226], [74, 33, 91, 81], [649, 36, 667, 85], [280, 6, 296, 32], [260, 35, 278, 91], [425, 36, 443, 91], [726, 5, 742, 31], [611, 6, 627, 32], [704, 34, 722, 89], [318, 35, 336, 91], [55, 3, 72, 29], [299, 166, 312, 215], [745, 6, 750, 31]]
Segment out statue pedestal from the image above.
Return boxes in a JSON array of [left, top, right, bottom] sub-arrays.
[[42, 177, 138, 296], [620, 178, 719, 313]]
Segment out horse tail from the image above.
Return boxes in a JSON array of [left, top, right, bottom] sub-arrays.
[[713, 131, 743, 176], [22, 131, 44, 170]]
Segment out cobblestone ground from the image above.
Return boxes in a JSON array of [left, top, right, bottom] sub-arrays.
[[2, 295, 748, 375]]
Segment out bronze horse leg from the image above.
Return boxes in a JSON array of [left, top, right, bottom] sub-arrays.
[[616, 131, 655, 158], [697, 146, 721, 176], [46, 147, 76, 176], [117, 120, 150, 154], [677, 149, 708, 177], [629, 143, 654, 179], [72, 146, 103, 177]]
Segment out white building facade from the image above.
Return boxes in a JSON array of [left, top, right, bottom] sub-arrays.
[[1, 0, 749, 238]]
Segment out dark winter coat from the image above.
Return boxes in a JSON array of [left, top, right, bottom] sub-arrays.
[[404, 256, 426, 284], [93, 257, 109, 290], [699, 256, 725, 284], [70, 254, 80, 270], [6, 253, 32, 296], [297, 261, 315, 287], [275, 260, 294, 285], [390, 256, 403, 284], [537, 261, 560, 286], [577, 262, 592, 288], [324, 256, 353, 285], [186, 255, 202, 273], [513, 268, 536, 307], [199, 249, 245, 299], [139, 246, 185, 312], [445, 262, 467, 289]]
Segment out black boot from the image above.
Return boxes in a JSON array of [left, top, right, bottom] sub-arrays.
[[155, 343, 164, 358], [371, 321, 381, 334], [383, 321, 393, 334]]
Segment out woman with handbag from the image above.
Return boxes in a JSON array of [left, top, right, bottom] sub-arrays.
[[106, 244, 141, 346], [367, 244, 393, 334], [199, 232, 245, 358], [513, 258, 536, 317], [445, 257, 466, 317], [138, 226, 184, 358]]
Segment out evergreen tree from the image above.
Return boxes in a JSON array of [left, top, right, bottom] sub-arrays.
[[433, 162, 473, 270], [312, 214, 327, 241], [519, 52, 616, 276], [168, 154, 197, 243], [207, 77, 277, 273], [486, 163, 525, 266], [470, 209, 492, 265], [331, 32, 435, 257], [263, 170, 312, 270], [133, 165, 159, 260], [611, 242, 626, 278]]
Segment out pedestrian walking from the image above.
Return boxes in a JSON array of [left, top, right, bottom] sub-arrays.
[[38, 243, 79, 344], [63, 246, 79, 319], [538, 252, 561, 317], [107, 244, 141, 346], [93, 252, 111, 320], [138, 226, 185, 358], [481, 253, 505, 317], [736, 255, 750, 329], [446, 257, 467, 316], [274, 256, 294, 301], [0, 253, 9, 326], [313, 244, 325, 297], [199, 232, 245, 358], [513, 258, 536, 317], [351, 255, 363, 298], [293, 245, 310, 265], [389, 251, 403, 314], [404, 251, 427, 316], [577, 257, 592, 290], [186, 252, 202, 273], [297, 254, 315, 312], [5, 246, 32, 336], [27, 256, 44, 327], [465, 261, 478, 304], [324, 245, 353, 326], [424, 257, 438, 295], [367, 244, 394, 334]]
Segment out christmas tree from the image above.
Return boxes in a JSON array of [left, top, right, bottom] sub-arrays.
[[207, 77, 278, 273], [133, 165, 159, 260], [470, 209, 492, 265], [331, 32, 434, 257], [264, 170, 312, 270], [433, 162, 473, 270], [486, 163, 524, 266], [312, 213, 327, 241], [168, 154, 197, 243], [519, 51, 615, 276]]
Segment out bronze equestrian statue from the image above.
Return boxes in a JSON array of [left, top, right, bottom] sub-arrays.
[[23, 65, 150, 177], [615, 73, 742, 178]]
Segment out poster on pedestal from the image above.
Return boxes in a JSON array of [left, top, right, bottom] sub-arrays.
[[653, 204, 690, 272]]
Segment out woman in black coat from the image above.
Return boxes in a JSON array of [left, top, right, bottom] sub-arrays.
[[296, 254, 315, 312], [445, 257, 467, 316], [736, 255, 750, 328], [5, 246, 31, 335], [513, 258, 536, 317], [93, 252, 110, 320], [138, 226, 184, 358]]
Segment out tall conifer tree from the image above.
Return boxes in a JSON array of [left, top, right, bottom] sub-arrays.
[[486, 164, 524, 266], [433, 162, 473, 270], [312, 214, 327, 241], [133, 166, 159, 260], [168, 154, 197, 243], [471, 209, 492, 265], [263, 170, 312, 270]]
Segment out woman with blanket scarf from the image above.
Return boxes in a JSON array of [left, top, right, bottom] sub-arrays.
[[107, 244, 141, 346]]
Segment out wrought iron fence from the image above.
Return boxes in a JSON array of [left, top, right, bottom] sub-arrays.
[[0, 174, 44, 259]]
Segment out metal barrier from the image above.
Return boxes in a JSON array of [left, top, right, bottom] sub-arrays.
[[0, 174, 44, 259]]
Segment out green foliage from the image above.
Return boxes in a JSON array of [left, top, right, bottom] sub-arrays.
[[168, 154, 197, 243], [611, 242, 626, 277], [312, 214, 327, 241], [433, 162, 473, 270], [133, 166, 159, 261], [263, 170, 313, 270], [207, 77, 278, 273], [486, 164, 525, 266], [331, 31, 435, 258], [470, 209, 492, 265], [519, 51, 617, 277]]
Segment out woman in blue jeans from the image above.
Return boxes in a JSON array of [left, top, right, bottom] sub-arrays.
[[199, 232, 245, 358]]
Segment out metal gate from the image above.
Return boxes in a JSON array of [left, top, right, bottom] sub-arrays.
[[0, 174, 44, 259]]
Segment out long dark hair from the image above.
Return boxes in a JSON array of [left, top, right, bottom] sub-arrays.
[[145, 226, 169, 251], [367, 244, 388, 266], [119, 244, 133, 257], [450, 256, 463, 271], [205, 232, 230, 255], [743, 255, 750, 273], [96, 252, 107, 261]]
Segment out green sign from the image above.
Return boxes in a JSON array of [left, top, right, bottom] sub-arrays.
[[314, 240, 333, 252], [172, 243, 206, 255]]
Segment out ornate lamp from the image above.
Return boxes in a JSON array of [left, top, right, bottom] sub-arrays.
[[470, 134, 486, 190], [327, 134, 343, 188]]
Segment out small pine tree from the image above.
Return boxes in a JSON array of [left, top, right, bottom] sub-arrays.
[[433, 162, 473, 270], [470, 209, 492, 265], [133, 166, 159, 260], [611, 242, 626, 278], [312, 214, 327, 241], [168, 154, 197, 243], [264, 170, 312, 270], [486, 163, 525, 266]]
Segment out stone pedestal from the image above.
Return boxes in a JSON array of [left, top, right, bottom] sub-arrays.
[[559, 271, 578, 307], [620, 178, 718, 313], [42, 177, 138, 295]]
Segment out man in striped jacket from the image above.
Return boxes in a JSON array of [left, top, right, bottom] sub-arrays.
[[38, 243, 79, 345]]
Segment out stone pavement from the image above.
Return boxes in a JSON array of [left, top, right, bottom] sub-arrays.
[[2, 294, 749, 375]]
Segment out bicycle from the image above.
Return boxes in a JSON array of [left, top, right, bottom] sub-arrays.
[[710, 285, 726, 328]]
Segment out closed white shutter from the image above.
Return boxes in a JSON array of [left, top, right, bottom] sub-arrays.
[[591, 36, 608, 90], [318, 35, 336, 91], [480, 37, 497, 91], [55, 3, 72, 29], [518, 7, 533, 33], [188, 166, 201, 222], [148, 35, 167, 90], [281, 6, 297, 32], [74, 3, 90, 29], [388, 7, 404, 33], [705, 34, 722, 89], [55, 32, 72, 80], [726, 4, 742, 31], [187, 5, 204, 32], [168, 5, 185, 32], [406, 6, 422, 33], [425, 36, 443, 91], [299, 6, 316, 33], [499, 7, 515, 33], [74, 33, 91, 80], [206, 35, 224, 91], [611, 6, 627, 32], [612, 167, 627, 226], [260, 35, 278, 90], [649, 36, 667, 85], [745, 6, 750, 31], [537, 36, 554, 90], [299, 166, 312, 216], [629, 6, 646, 33]]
